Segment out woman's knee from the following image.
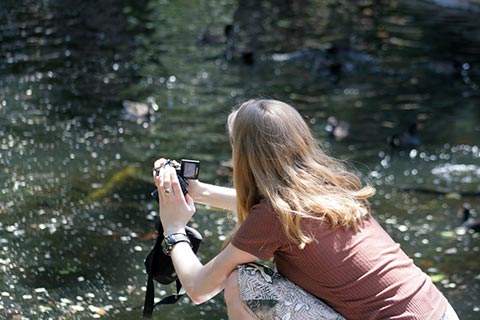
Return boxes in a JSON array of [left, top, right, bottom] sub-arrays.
[[225, 269, 256, 320], [224, 269, 241, 304]]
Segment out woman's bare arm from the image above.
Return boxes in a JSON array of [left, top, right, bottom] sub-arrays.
[[188, 180, 237, 212], [169, 242, 256, 304]]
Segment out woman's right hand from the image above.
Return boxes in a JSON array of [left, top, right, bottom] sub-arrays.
[[153, 158, 197, 236], [154, 157, 236, 211], [153, 158, 204, 200]]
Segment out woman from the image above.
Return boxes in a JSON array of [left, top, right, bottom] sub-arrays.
[[153, 99, 458, 319]]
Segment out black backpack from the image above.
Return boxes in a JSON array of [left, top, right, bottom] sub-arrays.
[[142, 221, 203, 318]]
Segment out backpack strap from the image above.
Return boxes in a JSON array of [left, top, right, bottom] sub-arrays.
[[142, 279, 185, 318], [142, 220, 203, 318], [155, 279, 185, 305], [142, 274, 155, 318]]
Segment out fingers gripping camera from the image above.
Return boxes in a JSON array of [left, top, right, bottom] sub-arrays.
[[152, 159, 200, 200]]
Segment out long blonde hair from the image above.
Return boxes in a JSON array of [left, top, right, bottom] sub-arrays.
[[227, 99, 375, 247]]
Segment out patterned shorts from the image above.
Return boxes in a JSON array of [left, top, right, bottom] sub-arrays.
[[237, 263, 345, 320]]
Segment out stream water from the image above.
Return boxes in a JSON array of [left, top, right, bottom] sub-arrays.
[[1, 0, 479, 319]]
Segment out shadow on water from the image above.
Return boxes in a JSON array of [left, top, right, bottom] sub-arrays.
[[1, 0, 480, 319]]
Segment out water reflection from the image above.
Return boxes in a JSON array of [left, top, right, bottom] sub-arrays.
[[1, 0, 480, 319]]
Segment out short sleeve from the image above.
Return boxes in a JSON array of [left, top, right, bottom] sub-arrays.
[[231, 201, 285, 261]]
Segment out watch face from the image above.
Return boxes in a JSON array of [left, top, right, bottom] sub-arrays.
[[161, 234, 191, 255], [161, 235, 174, 255]]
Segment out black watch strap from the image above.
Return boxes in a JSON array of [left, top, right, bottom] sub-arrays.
[[161, 233, 192, 256]]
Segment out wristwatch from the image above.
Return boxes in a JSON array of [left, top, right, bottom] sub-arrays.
[[161, 233, 192, 256]]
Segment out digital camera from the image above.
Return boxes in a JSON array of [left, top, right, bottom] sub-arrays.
[[152, 159, 200, 199]]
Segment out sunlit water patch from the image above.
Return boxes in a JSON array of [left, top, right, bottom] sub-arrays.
[[432, 163, 480, 185], [370, 144, 480, 193], [1, 0, 480, 319]]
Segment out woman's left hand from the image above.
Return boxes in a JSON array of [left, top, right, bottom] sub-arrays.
[[153, 158, 196, 236]]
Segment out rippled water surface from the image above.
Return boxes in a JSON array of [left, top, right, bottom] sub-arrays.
[[1, 0, 479, 319]]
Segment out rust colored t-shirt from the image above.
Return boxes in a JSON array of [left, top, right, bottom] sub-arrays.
[[232, 200, 447, 320]]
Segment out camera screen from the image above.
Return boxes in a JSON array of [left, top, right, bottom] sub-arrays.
[[181, 160, 199, 179]]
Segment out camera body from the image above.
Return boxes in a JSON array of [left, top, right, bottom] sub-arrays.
[[168, 159, 200, 195], [152, 159, 200, 199]]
